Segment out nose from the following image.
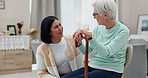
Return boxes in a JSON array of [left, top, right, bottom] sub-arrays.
[[58, 26, 63, 31]]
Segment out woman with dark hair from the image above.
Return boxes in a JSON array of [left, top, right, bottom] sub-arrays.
[[36, 16, 83, 78]]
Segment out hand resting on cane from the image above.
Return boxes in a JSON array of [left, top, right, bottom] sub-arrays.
[[73, 29, 93, 47]]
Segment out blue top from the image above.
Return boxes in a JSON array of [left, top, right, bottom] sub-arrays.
[[78, 21, 130, 72]]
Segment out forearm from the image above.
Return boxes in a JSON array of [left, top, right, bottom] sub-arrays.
[[78, 43, 94, 54], [37, 69, 57, 78], [89, 31, 129, 57], [36, 54, 58, 78], [78, 44, 85, 54]]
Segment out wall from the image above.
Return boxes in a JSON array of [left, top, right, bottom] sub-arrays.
[[1, 0, 147, 35], [0, 0, 30, 35], [119, 0, 148, 34]]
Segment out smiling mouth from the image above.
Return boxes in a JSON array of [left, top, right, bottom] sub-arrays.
[[59, 32, 63, 34]]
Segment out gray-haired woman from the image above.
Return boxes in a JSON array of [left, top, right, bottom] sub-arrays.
[[62, 0, 129, 78]]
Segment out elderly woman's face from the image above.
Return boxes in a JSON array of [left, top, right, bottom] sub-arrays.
[[94, 8, 104, 25], [50, 19, 63, 39]]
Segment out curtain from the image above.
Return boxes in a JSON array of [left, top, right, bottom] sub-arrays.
[[61, 0, 82, 35], [60, 0, 98, 35], [80, 0, 98, 32], [30, 0, 61, 39]]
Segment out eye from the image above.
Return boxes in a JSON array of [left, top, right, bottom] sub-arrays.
[[53, 25, 58, 29], [59, 23, 61, 26]]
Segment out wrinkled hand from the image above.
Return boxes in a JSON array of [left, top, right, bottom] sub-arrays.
[[73, 29, 92, 47], [74, 34, 83, 47]]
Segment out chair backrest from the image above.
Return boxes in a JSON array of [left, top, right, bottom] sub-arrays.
[[31, 40, 42, 58], [124, 45, 133, 70]]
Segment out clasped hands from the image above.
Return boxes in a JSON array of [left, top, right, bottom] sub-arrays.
[[73, 29, 92, 47]]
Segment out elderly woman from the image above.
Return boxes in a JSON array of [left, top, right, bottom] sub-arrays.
[[62, 0, 130, 78], [36, 16, 83, 78]]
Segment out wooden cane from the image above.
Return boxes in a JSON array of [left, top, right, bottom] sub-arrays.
[[75, 36, 89, 78], [84, 37, 88, 78]]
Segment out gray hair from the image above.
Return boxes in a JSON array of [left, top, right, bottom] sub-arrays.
[[93, 0, 117, 19]]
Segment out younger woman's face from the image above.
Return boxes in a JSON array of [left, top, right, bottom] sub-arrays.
[[50, 19, 63, 39]]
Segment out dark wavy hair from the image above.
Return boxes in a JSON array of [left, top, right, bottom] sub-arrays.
[[40, 16, 58, 44]]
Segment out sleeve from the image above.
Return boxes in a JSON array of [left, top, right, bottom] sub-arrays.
[[78, 27, 101, 54], [74, 47, 83, 68], [89, 28, 129, 57], [44, 75, 57, 78], [78, 43, 94, 54], [66, 35, 84, 68], [36, 52, 58, 78]]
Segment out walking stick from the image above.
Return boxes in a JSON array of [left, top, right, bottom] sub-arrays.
[[75, 36, 89, 78], [84, 37, 89, 78]]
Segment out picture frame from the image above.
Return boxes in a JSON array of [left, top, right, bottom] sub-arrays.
[[7, 25, 17, 35], [0, 1, 5, 9], [137, 14, 148, 35]]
